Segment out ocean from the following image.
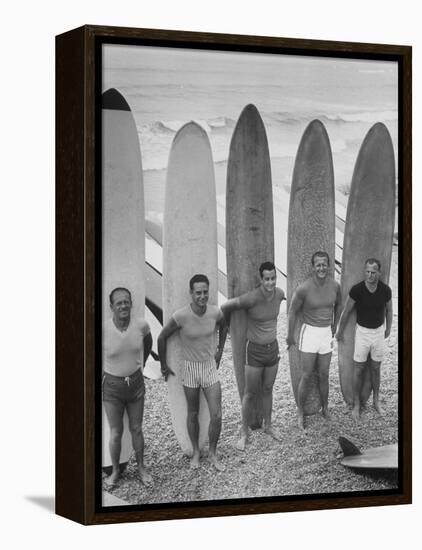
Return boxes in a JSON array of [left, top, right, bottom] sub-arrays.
[[102, 44, 399, 258]]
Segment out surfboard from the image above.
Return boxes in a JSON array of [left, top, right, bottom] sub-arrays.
[[339, 437, 398, 470], [102, 88, 145, 472], [163, 121, 218, 455], [287, 119, 335, 415], [338, 123, 395, 406], [102, 491, 129, 507], [226, 104, 274, 428]]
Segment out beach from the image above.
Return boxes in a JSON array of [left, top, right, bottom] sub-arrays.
[[103, 245, 398, 505], [101, 44, 400, 505]]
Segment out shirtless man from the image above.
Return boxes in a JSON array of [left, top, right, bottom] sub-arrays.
[[336, 258, 393, 421], [221, 261, 285, 451], [102, 287, 153, 487], [157, 274, 227, 471], [287, 252, 342, 430]]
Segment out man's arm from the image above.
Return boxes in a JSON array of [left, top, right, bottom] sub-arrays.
[[143, 331, 153, 363], [336, 296, 356, 341], [220, 297, 239, 326], [215, 315, 228, 369], [385, 299, 393, 338], [286, 290, 304, 349], [332, 283, 343, 336], [221, 292, 254, 324], [157, 318, 179, 380]]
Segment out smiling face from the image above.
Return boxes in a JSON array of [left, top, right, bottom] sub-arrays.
[[260, 269, 277, 293], [365, 262, 381, 285], [110, 289, 132, 321], [312, 255, 329, 280], [190, 281, 209, 309]]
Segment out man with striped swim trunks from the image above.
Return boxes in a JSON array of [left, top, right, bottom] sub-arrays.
[[336, 258, 393, 421], [221, 261, 285, 451], [287, 252, 342, 430], [158, 274, 227, 471]]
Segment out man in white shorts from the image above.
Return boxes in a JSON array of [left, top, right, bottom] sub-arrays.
[[336, 258, 392, 421], [157, 274, 227, 471], [287, 251, 342, 430]]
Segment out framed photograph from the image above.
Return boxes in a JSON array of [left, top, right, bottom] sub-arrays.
[[56, 25, 411, 525]]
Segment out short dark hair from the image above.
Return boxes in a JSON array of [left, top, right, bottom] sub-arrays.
[[189, 274, 210, 290], [109, 287, 132, 305], [365, 258, 381, 270], [259, 261, 276, 277], [311, 251, 330, 266]]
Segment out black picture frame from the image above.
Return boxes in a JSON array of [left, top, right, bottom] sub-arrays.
[[56, 24, 412, 525]]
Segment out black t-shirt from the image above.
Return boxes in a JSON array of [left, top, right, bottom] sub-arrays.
[[349, 280, 392, 329]]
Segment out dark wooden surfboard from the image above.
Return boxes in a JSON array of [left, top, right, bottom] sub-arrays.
[[287, 119, 335, 415], [338, 123, 395, 406], [226, 104, 274, 428]]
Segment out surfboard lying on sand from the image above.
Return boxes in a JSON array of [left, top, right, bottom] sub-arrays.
[[339, 436, 398, 470], [163, 121, 218, 455], [338, 123, 395, 406], [226, 104, 274, 429], [102, 88, 145, 473], [287, 119, 335, 415]]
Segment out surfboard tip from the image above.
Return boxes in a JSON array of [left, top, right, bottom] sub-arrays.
[[102, 88, 131, 111]]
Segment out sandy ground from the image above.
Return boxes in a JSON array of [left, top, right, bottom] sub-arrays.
[[103, 247, 399, 506]]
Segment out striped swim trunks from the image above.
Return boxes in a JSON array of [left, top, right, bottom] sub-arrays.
[[182, 359, 219, 389]]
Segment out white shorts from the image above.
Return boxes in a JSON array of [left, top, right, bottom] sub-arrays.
[[182, 359, 219, 389], [354, 324, 385, 362], [299, 324, 333, 355]]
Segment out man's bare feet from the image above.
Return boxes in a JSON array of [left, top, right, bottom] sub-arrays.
[[322, 408, 331, 421], [373, 401, 384, 415], [190, 453, 200, 470], [236, 434, 247, 451], [351, 406, 360, 422], [208, 454, 225, 472], [263, 426, 281, 441], [104, 469, 120, 488], [138, 465, 153, 486]]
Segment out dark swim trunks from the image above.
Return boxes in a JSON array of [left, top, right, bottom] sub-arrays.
[[102, 369, 145, 404], [246, 339, 279, 367]]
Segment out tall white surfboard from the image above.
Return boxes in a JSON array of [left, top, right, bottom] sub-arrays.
[[163, 122, 218, 455]]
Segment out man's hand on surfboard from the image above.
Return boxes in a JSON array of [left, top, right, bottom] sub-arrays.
[[215, 349, 223, 369], [285, 336, 296, 349], [161, 364, 175, 381]]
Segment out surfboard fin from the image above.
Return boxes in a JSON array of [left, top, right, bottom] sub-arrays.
[[339, 436, 362, 457]]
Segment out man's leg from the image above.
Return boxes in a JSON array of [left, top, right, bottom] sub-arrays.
[[262, 363, 280, 440], [203, 382, 225, 471], [369, 359, 383, 414], [126, 392, 153, 485], [297, 352, 317, 430], [317, 352, 332, 419], [183, 386, 201, 468], [352, 361, 367, 421], [237, 365, 264, 450], [103, 399, 125, 486]]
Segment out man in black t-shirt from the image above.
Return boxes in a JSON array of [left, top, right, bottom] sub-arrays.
[[336, 258, 393, 421]]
